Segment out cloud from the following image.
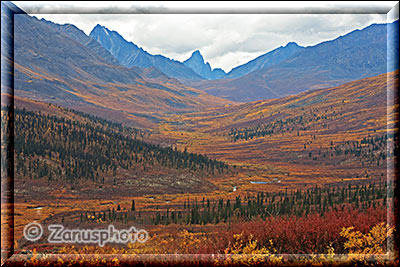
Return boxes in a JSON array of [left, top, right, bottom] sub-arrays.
[[16, 2, 391, 72]]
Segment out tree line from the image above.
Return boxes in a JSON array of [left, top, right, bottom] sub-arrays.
[[229, 107, 342, 142], [11, 107, 228, 183], [150, 181, 390, 225], [321, 133, 396, 163], [82, 181, 390, 226]]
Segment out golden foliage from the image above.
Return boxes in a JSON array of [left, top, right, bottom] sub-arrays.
[[178, 229, 208, 254], [216, 233, 282, 266], [341, 222, 393, 254], [340, 222, 394, 263], [17, 222, 397, 266]]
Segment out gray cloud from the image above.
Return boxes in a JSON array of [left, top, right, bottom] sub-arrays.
[[15, 2, 393, 72]]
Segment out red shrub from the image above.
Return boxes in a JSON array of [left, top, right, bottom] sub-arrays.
[[212, 204, 386, 254]]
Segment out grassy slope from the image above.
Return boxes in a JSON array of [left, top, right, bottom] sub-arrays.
[[159, 71, 397, 191]]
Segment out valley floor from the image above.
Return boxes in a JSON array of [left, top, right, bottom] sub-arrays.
[[2, 71, 398, 265]]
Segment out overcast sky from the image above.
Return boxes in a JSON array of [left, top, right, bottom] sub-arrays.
[[13, 1, 398, 72]]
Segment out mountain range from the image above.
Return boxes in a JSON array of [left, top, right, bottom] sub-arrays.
[[9, 8, 231, 129], [2, 1, 398, 128], [184, 21, 399, 102], [225, 41, 305, 79], [89, 24, 204, 81], [88, 20, 398, 102]]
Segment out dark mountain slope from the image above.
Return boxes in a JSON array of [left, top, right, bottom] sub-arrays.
[[188, 21, 398, 102], [225, 42, 304, 79], [39, 18, 120, 65]]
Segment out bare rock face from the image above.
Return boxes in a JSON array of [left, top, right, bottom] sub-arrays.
[[90, 24, 205, 81], [183, 50, 226, 80]]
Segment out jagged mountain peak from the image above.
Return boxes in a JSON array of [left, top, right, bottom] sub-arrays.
[[90, 24, 121, 40], [92, 24, 108, 32], [192, 49, 201, 55], [183, 50, 226, 80], [90, 24, 109, 35], [191, 49, 204, 58], [284, 41, 300, 47], [37, 18, 120, 65], [185, 50, 206, 65], [89, 24, 204, 81]]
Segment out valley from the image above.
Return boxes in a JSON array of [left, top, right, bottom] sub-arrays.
[[1, 2, 398, 265], [4, 71, 397, 257]]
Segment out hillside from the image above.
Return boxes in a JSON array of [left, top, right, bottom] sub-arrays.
[[178, 71, 397, 134], [187, 21, 399, 102], [159, 71, 397, 191], [11, 13, 231, 130], [6, 72, 396, 257], [38, 18, 120, 65], [2, 99, 229, 201]]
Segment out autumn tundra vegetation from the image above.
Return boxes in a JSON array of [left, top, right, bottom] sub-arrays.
[[1, 3, 398, 264], [3, 72, 398, 265]]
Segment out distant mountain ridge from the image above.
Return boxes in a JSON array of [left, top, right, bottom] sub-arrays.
[[38, 19, 120, 66], [186, 20, 399, 102], [89, 24, 205, 81], [225, 42, 305, 79], [5, 0, 398, 106], [88, 22, 307, 81], [183, 50, 226, 80], [9, 10, 231, 129]]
